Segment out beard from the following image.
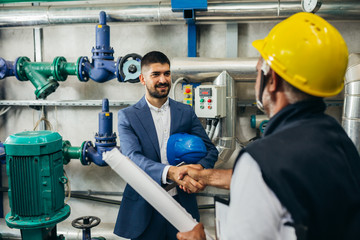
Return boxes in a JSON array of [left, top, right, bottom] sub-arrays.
[[147, 82, 171, 99]]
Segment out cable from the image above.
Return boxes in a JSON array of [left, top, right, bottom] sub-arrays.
[[205, 119, 212, 137], [64, 170, 71, 204], [208, 118, 220, 140], [171, 77, 187, 101], [33, 106, 52, 130], [0, 106, 11, 116]]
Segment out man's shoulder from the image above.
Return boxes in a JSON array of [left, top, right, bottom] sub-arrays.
[[119, 98, 145, 114]]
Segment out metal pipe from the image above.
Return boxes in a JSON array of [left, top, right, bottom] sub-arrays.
[[342, 53, 360, 154], [1, 1, 360, 28], [213, 71, 237, 167], [171, 57, 257, 82]]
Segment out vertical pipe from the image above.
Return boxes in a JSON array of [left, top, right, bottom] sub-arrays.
[[213, 71, 236, 166], [187, 23, 197, 57], [226, 23, 238, 58], [342, 53, 360, 153]]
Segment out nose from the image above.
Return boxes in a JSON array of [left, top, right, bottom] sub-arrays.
[[159, 73, 167, 83]]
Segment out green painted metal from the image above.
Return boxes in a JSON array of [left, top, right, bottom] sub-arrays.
[[4, 130, 70, 231], [16, 56, 78, 99], [62, 140, 83, 164]]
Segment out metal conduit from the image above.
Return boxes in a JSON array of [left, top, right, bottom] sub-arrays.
[[343, 53, 360, 154], [0, 1, 360, 28], [171, 57, 258, 82], [213, 71, 237, 167]]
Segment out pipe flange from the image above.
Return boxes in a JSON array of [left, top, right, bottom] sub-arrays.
[[62, 140, 72, 165], [116, 57, 122, 81], [81, 141, 92, 165], [0, 58, 8, 79], [53, 56, 68, 81], [77, 56, 90, 82], [15, 56, 30, 81]]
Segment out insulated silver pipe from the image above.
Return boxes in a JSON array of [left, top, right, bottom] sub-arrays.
[[171, 58, 257, 82], [343, 53, 360, 154], [213, 71, 237, 167], [1, 1, 360, 28]]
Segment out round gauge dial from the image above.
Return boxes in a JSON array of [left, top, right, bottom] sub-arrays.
[[301, 0, 322, 13]]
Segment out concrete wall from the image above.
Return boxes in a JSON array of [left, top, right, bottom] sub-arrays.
[[0, 1, 360, 239]]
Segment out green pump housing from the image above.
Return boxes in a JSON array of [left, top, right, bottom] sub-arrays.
[[4, 131, 70, 239]]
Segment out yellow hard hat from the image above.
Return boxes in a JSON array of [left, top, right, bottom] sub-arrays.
[[252, 12, 348, 97]]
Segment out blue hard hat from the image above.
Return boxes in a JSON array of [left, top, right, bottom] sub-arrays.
[[167, 133, 207, 166]]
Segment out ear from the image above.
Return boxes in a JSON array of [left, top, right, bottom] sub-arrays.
[[268, 70, 281, 92], [139, 73, 145, 86]]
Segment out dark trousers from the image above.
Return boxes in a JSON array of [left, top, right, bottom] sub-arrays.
[[132, 195, 180, 240]]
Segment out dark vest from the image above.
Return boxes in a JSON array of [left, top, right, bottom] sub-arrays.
[[237, 99, 360, 240]]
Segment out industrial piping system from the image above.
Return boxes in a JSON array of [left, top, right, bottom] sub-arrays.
[[0, 1, 360, 28], [210, 71, 237, 167], [62, 98, 118, 167], [0, 11, 142, 99], [343, 53, 360, 153]]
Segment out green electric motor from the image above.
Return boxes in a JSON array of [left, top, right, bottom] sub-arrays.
[[4, 130, 70, 239]]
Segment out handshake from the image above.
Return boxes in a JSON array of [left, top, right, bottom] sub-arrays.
[[167, 164, 232, 193], [167, 164, 208, 194]]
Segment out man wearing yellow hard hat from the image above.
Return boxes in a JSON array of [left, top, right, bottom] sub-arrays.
[[176, 12, 360, 240]]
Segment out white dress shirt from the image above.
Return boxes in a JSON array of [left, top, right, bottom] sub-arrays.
[[146, 97, 177, 196], [220, 152, 296, 240]]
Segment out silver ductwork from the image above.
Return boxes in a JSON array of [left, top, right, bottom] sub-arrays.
[[1, 1, 360, 28], [171, 58, 257, 82], [343, 53, 360, 153], [170, 58, 256, 166], [213, 71, 237, 167]]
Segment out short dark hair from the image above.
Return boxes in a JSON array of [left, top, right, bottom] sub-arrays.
[[141, 51, 170, 71]]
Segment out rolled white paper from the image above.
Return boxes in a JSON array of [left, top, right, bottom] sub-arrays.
[[103, 148, 214, 240]]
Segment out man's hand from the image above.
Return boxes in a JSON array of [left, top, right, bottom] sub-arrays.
[[177, 223, 206, 240], [176, 165, 207, 193], [167, 164, 205, 193], [179, 167, 233, 190]]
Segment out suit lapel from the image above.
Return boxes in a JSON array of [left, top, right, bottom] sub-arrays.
[[170, 99, 184, 134], [135, 97, 161, 161]]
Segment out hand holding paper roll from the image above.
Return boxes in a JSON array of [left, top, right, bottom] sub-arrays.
[[103, 148, 214, 240]]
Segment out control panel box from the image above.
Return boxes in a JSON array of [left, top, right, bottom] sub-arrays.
[[183, 84, 193, 106], [195, 85, 226, 118]]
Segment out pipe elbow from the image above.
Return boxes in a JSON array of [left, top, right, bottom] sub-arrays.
[[86, 146, 109, 166], [89, 67, 114, 83]]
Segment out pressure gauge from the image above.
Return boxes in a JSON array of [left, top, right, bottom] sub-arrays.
[[301, 0, 322, 13]]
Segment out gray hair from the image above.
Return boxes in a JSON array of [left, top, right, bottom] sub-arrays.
[[280, 75, 320, 104]]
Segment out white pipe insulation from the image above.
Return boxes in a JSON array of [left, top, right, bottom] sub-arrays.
[[103, 148, 214, 240]]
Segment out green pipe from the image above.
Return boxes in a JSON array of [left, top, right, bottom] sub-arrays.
[[16, 56, 78, 99], [64, 62, 77, 75], [62, 140, 83, 165]]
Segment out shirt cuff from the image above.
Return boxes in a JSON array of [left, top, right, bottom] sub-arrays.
[[162, 165, 172, 184]]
